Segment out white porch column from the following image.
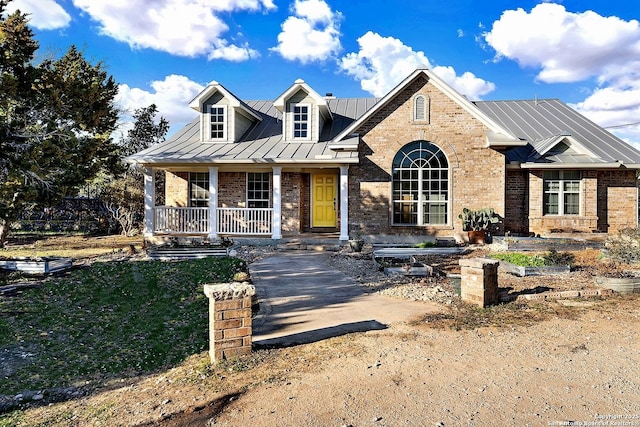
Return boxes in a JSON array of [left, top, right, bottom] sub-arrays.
[[143, 166, 155, 237], [208, 166, 219, 240], [272, 166, 282, 239], [340, 165, 349, 241]]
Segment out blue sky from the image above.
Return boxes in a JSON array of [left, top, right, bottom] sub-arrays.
[[7, 0, 640, 147]]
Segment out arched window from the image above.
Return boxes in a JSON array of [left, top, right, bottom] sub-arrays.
[[414, 95, 426, 121], [392, 141, 448, 225]]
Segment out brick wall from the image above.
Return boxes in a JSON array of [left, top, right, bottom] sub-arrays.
[[349, 74, 506, 237], [529, 170, 602, 234], [282, 172, 301, 233], [219, 172, 246, 208], [597, 169, 638, 233], [301, 173, 311, 231], [505, 170, 528, 233], [166, 172, 188, 207]]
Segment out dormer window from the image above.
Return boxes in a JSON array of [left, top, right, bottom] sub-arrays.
[[293, 104, 309, 139], [209, 105, 226, 140]]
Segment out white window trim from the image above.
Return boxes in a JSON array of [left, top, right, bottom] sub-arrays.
[[246, 172, 271, 209], [291, 102, 311, 141], [543, 171, 581, 216], [189, 172, 210, 207], [391, 168, 451, 226], [391, 142, 450, 227], [204, 104, 228, 142]]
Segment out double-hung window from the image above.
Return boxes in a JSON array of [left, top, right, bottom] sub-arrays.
[[292, 104, 309, 139], [543, 171, 580, 215], [247, 172, 270, 208], [189, 172, 209, 207], [209, 105, 226, 140]]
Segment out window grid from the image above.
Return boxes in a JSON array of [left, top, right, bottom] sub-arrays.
[[543, 170, 580, 215], [189, 172, 209, 207], [293, 104, 309, 139], [392, 141, 448, 225], [247, 172, 271, 208], [210, 106, 225, 139]]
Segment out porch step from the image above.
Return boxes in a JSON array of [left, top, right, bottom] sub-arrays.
[[147, 246, 229, 260]]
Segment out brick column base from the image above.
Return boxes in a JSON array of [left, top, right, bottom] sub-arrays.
[[203, 282, 256, 363], [459, 258, 499, 308]]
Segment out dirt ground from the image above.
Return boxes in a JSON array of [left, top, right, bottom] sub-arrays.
[[3, 237, 640, 426]]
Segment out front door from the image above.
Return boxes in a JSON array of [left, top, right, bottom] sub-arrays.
[[312, 174, 337, 227]]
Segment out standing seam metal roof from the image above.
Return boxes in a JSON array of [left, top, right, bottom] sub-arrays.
[[126, 94, 640, 167], [474, 99, 640, 165]]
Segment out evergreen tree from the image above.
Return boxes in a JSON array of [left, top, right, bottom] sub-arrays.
[[0, 3, 120, 246]]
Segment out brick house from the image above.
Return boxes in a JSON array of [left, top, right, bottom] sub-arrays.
[[126, 68, 640, 242]]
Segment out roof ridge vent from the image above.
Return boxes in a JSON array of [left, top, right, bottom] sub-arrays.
[[295, 78, 305, 84]]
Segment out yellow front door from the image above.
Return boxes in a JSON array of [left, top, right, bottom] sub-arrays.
[[312, 174, 337, 227]]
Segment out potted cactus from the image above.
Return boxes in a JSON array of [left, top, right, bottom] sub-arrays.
[[458, 207, 500, 245]]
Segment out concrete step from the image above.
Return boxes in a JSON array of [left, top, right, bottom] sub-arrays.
[[147, 247, 229, 260]]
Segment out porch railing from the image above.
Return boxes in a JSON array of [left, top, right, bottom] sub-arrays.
[[217, 208, 273, 235], [152, 206, 273, 235], [154, 207, 209, 234]]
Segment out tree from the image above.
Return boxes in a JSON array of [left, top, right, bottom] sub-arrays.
[[120, 104, 169, 158], [0, 3, 120, 246], [101, 104, 169, 236]]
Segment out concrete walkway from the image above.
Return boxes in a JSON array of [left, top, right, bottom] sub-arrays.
[[250, 251, 440, 347]]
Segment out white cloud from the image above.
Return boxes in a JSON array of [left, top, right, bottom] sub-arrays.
[[271, 0, 342, 64], [114, 74, 204, 139], [72, 0, 274, 60], [432, 66, 495, 99], [339, 31, 495, 99], [5, 0, 71, 30], [570, 85, 640, 150], [484, 4, 640, 148], [484, 3, 640, 84]]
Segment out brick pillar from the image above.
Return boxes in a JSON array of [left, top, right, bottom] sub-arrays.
[[203, 282, 255, 363], [459, 258, 499, 308]]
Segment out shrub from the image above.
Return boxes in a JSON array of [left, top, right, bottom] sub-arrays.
[[542, 249, 575, 266], [605, 227, 640, 265]]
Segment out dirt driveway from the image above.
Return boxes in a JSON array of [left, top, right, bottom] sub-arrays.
[[209, 301, 640, 427]]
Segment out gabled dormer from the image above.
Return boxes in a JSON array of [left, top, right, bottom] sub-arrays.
[[528, 134, 600, 164], [273, 79, 333, 142], [189, 81, 262, 143]]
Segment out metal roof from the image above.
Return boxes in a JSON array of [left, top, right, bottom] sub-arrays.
[[126, 85, 640, 169], [475, 99, 640, 166], [126, 98, 379, 165]]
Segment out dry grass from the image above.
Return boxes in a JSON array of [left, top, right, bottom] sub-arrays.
[[1, 234, 143, 259], [419, 293, 640, 331]]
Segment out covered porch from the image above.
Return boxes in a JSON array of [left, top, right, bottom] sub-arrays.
[[142, 165, 351, 241]]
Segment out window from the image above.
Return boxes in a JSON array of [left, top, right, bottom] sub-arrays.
[[247, 172, 270, 208], [392, 141, 448, 225], [414, 95, 426, 121], [293, 104, 309, 139], [543, 171, 580, 215], [210, 105, 226, 140], [189, 172, 209, 207]]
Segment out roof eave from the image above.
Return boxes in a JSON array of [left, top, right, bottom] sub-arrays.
[[122, 157, 360, 166], [519, 162, 628, 169]]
